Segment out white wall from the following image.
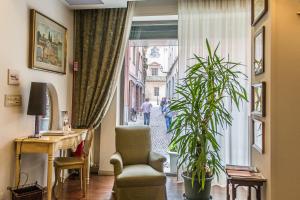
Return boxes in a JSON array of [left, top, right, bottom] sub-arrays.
[[0, 0, 73, 198], [99, 93, 117, 173]]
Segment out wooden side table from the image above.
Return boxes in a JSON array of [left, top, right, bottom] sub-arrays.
[[226, 169, 266, 200]]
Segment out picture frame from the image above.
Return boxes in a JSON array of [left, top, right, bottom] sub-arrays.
[[7, 69, 20, 85], [251, 0, 268, 26], [61, 111, 71, 132], [254, 27, 265, 76], [29, 9, 67, 74], [251, 117, 265, 154], [251, 82, 266, 117]]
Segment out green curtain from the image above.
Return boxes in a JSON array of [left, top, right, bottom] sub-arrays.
[[73, 8, 127, 128]]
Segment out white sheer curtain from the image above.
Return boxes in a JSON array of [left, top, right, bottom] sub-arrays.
[[178, 0, 251, 185]]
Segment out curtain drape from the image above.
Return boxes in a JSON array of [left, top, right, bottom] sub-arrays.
[[72, 3, 134, 129], [178, 0, 251, 185]]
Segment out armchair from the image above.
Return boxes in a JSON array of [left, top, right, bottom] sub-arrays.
[[110, 126, 167, 200]]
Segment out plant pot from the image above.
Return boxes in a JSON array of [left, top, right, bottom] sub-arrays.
[[182, 172, 213, 200], [167, 151, 179, 174]]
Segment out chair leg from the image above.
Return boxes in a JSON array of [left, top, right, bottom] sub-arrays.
[[53, 167, 59, 199], [57, 168, 64, 199], [80, 168, 83, 190]]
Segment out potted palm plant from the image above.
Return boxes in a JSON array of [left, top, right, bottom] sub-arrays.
[[169, 40, 247, 200]]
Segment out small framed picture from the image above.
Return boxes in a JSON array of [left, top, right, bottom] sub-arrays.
[[29, 9, 67, 74], [61, 111, 71, 132], [251, 82, 266, 117], [254, 27, 265, 75], [251, 0, 268, 26], [8, 69, 20, 85], [252, 117, 265, 154]]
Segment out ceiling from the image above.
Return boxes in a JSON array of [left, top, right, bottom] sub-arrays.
[[62, 0, 144, 9]]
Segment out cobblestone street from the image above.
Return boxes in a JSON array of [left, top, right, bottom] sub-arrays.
[[128, 103, 173, 171]]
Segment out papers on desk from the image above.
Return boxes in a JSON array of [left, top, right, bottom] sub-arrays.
[[226, 165, 266, 180], [42, 130, 75, 136], [226, 165, 258, 172]]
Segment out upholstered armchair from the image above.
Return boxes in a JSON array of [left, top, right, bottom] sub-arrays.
[[110, 126, 167, 200]]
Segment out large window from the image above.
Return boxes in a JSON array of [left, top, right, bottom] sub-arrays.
[[152, 68, 158, 76], [154, 87, 159, 96]]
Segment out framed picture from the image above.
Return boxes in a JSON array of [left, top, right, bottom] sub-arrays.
[[8, 69, 20, 85], [254, 27, 265, 75], [251, 82, 266, 117], [29, 9, 67, 74], [251, 0, 268, 25], [252, 117, 265, 154]]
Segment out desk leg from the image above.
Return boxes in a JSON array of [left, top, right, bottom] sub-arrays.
[[248, 186, 251, 200], [87, 158, 90, 184], [232, 184, 237, 200], [47, 152, 54, 200], [257, 186, 261, 200], [15, 143, 21, 186], [226, 180, 230, 200]]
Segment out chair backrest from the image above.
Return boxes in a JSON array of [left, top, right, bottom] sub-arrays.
[[115, 126, 151, 165], [83, 128, 94, 157]]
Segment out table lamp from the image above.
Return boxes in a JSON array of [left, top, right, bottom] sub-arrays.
[[27, 82, 47, 138]]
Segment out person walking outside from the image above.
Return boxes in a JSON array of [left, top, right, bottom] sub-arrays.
[[160, 97, 166, 113], [141, 98, 152, 125], [163, 100, 173, 132]]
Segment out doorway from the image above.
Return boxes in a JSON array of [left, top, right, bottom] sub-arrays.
[[120, 18, 179, 173]]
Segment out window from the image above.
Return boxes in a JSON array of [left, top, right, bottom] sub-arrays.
[[151, 68, 158, 76], [132, 46, 136, 65], [154, 87, 159, 96]]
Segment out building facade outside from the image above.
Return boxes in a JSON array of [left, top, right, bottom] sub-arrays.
[[166, 45, 178, 100], [144, 46, 178, 105], [123, 45, 147, 124], [166, 56, 178, 100], [145, 61, 166, 105]]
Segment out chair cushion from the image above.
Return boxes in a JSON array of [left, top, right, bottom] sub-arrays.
[[116, 126, 151, 165], [54, 157, 84, 167], [116, 164, 166, 187]]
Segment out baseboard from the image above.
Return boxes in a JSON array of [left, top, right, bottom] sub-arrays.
[[98, 170, 114, 176], [165, 172, 177, 177], [90, 165, 101, 174]]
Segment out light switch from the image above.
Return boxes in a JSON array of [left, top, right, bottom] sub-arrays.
[[5, 95, 22, 107]]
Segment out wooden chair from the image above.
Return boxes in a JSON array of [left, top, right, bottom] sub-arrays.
[[53, 128, 94, 199]]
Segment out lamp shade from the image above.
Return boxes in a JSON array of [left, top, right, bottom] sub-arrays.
[[27, 82, 47, 116]]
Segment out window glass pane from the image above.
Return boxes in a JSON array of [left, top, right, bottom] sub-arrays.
[[154, 87, 159, 96], [152, 68, 158, 76], [130, 21, 178, 40]]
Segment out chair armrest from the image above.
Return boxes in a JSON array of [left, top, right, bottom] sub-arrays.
[[149, 151, 166, 172], [110, 152, 123, 176]]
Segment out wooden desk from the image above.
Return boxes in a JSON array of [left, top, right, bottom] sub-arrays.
[[15, 129, 87, 200], [226, 170, 266, 200]]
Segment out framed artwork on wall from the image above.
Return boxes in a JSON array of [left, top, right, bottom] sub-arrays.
[[252, 117, 265, 154], [251, 82, 266, 117], [29, 9, 67, 74], [254, 27, 265, 76], [251, 0, 268, 25]]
